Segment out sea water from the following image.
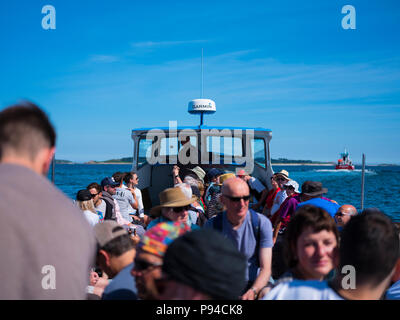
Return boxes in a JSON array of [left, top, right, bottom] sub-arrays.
[[50, 164, 400, 222]]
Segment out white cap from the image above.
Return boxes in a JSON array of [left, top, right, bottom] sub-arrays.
[[283, 180, 299, 193]]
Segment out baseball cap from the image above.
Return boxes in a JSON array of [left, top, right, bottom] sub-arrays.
[[283, 180, 300, 193], [94, 221, 129, 247], [76, 189, 92, 201], [101, 177, 119, 188]]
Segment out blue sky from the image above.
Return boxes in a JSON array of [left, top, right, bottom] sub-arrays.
[[0, 0, 399, 164]]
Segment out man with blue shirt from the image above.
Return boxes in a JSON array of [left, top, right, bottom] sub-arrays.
[[205, 177, 273, 300], [296, 181, 340, 217], [94, 221, 138, 300]]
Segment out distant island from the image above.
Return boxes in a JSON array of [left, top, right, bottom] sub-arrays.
[[57, 157, 333, 165], [54, 157, 398, 166], [271, 158, 332, 165], [55, 159, 74, 164]]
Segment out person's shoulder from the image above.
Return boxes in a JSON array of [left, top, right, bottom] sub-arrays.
[[204, 215, 217, 228], [250, 209, 272, 227], [264, 280, 341, 300], [102, 263, 138, 300], [386, 280, 400, 300], [191, 224, 201, 230]]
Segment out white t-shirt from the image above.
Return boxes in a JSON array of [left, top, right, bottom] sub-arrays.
[[132, 188, 144, 218], [94, 199, 106, 221], [248, 177, 266, 193], [113, 188, 135, 221], [83, 210, 100, 227], [263, 280, 343, 300], [271, 190, 287, 215]]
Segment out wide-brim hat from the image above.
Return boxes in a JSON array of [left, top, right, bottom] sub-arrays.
[[274, 169, 290, 180], [301, 181, 328, 197], [189, 166, 206, 182], [150, 187, 196, 217]]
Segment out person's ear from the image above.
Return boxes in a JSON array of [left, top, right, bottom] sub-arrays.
[[98, 250, 111, 267], [391, 258, 400, 283], [38, 146, 55, 176]]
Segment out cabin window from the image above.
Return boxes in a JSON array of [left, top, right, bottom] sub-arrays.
[[252, 138, 266, 167], [206, 136, 243, 163], [138, 139, 153, 167], [138, 135, 198, 166]]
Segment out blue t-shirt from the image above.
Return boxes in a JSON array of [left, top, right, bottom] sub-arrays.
[[102, 262, 138, 300], [296, 198, 340, 218], [386, 280, 400, 300], [204, 210, 273, 282]]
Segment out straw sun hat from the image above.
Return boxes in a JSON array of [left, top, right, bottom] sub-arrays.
[[150, 187, 196, 217]]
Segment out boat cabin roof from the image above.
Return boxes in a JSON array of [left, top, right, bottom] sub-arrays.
[[132, 125, 271, 135]]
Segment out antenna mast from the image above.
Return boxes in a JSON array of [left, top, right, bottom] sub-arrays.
[[200, 48, 204, 125], [201, 48, 204, 99]]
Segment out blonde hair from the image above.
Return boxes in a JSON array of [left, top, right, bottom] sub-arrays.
[[77, 199, 96, 214]]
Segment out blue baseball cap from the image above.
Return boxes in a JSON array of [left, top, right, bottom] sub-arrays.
[[101, 177, 119, 188], [206, 168, 223, 181]]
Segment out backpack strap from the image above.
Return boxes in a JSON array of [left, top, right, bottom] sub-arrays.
[[212, 211, 224, 231], [102, 197, 116, 221], [250, 210, 261, 267]]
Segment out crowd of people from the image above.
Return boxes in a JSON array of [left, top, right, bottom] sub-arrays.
[[1, 102, 399, 301]]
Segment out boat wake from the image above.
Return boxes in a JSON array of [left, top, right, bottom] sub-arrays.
[[314, 169, 376, 175]]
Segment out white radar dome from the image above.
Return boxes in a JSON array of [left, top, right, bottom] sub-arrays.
[[188, 99, 216, 114]]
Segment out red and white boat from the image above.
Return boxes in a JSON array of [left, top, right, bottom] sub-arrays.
[[335, 149, 355, 170]]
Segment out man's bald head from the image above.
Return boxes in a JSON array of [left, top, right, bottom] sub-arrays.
[[221, 177, 249, 195], [221, 177, 250, 221], [335, 204, 358, 227], [339, 205, 357, 216]]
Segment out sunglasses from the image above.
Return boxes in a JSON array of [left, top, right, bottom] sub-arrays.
[[223, 194, 251, 202], [91, 192, 100, 198], [335, 211, 352, 217], [171, 205, 191, 213], [134, 259, 163, 272]]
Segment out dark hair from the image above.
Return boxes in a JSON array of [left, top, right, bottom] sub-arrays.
[[340, 209, 399, 287], [87, 182, 101, 193], [0, 102, 56, 160], [284, 205, 339, 269], [99, 234, 135, 257], [112, 171, 125, 184], [123, 171, 137, 185]]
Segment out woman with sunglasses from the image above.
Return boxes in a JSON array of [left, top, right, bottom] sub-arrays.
[[262, 176, 281, 218], [272, 180, 301, 244], [75, 189, 100, 227]]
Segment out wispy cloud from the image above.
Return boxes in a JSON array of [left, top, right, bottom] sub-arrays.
[[89, 55, 120, 63], [131, 40, 208, 48]]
